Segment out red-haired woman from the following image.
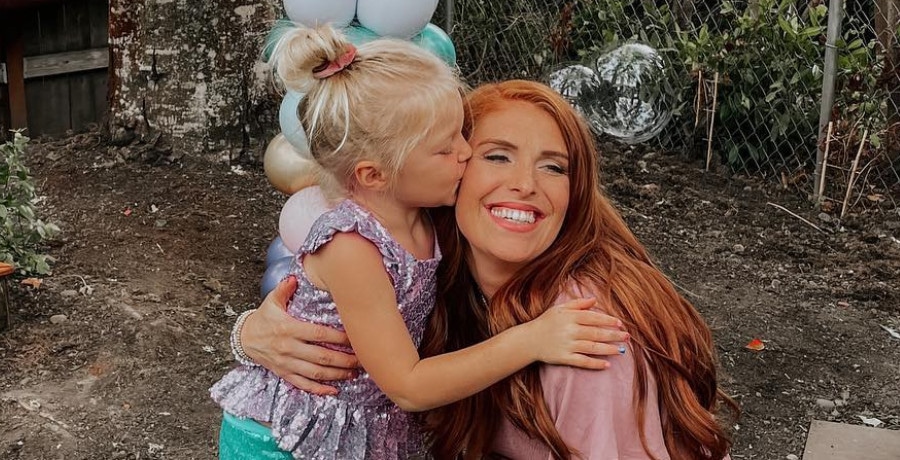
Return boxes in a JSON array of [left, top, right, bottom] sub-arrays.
[[236, 80, 738, 459]]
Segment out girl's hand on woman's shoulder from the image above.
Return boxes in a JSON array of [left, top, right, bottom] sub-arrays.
[[523, 298, 630, 370], [241, 276, 359, 395]]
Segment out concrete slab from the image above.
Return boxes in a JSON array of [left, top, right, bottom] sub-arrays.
[[803, 420, 900, 460]]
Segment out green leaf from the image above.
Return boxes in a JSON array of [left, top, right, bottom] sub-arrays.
[[870, 133, 882, 149]]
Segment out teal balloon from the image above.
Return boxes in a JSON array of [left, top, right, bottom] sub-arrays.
[[279, 91, 311, 156], [342, 24, 381, 46], [412, 23, 456, 67], [262, 19, 296, 63]]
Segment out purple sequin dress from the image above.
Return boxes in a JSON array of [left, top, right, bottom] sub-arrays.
[[210, 200, 440, 459]]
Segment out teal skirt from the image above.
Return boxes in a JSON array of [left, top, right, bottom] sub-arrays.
[[218, 412, 293, 460]]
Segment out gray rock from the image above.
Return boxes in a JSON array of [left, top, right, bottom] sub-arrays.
[[815, 398, 836, 409], [50, 314, 68, 324]]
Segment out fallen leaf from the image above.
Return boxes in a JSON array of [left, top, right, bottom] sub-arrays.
[[20, 278, 42, 288], [859, 416, 883, 427], [880, 325, 900, 340], [745, 338, 766, 351], [866, 194, 884, 202]]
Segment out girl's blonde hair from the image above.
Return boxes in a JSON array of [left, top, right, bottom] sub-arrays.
[[270, 24, 462, 194]]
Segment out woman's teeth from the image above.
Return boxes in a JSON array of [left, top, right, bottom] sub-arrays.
[[491, 207, 536, 224]]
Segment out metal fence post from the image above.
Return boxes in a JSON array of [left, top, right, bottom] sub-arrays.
[[444, 0, 455, 35], [814, 0, 843, 200]]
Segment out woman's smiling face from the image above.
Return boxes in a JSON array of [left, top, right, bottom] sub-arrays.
[[455, 100, 571, 275]]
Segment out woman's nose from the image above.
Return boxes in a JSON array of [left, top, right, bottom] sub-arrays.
[[508, 164, 536, 194]]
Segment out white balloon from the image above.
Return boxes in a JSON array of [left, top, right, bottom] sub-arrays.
[[279, 186, 333, 253], [356, 0, 439, 38], [283, 0, 357, 28]]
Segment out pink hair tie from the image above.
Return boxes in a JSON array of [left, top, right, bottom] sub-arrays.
[[313, 45, 357, 79]]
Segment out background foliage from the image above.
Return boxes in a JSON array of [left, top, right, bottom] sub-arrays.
[[439, 0, 899, 198], [1, 132, 59, 275]]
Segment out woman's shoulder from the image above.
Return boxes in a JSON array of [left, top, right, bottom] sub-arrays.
[[554, 278, 611, 313]]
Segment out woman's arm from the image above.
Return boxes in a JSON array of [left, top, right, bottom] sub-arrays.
[[308, 232, 627, 412], [240, 276, 359, 395]]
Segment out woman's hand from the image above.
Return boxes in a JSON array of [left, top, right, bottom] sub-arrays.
[[241, 276, 359, 395], [524, 298, 629, 370]]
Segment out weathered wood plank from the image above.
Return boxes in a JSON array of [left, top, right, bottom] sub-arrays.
[[25, 74, 70, 135], [19, 6, 40, 56], [91, 68, 108, 122], [0, 0, 64, 10], [69, 69, 106, 131], [87, 0, 108, 49], [63, 0, 92, 51], [36, 1, 67, 55], [24, 47, 109, 79]]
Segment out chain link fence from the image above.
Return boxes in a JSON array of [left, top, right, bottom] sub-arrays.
[[437, 0, 900, 211]]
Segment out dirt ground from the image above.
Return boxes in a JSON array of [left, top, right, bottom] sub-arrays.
[[1, 131, 898, 460]]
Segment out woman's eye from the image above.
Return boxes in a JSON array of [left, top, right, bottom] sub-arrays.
[[542, 163, 568, 175], [483, 150, 510, 162]]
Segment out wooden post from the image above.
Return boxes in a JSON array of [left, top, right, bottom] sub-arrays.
[[0, 262, 13, 331], [3, 11, 27, 130], [875, 0, 900, 160]]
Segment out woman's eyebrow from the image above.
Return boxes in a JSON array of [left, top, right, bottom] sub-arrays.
[[478, 138, 517, 149], [542, 151, 569, 162]]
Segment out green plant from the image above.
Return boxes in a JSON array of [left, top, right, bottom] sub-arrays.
[[673, 0, 827, 170], [1, 132, 59, 275]]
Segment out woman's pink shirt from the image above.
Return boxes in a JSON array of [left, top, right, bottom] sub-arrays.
[[491, 287, 731, 460]]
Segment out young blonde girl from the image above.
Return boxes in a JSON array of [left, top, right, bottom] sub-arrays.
[[210, 25, 627, 459]]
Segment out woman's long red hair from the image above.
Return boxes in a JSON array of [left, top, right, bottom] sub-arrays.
[[421, 80, 738, 460]]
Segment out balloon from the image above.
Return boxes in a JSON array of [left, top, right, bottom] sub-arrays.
[[260, 255, 293, 299], [279, 91, 311, 153], [279, 186, 332, 253], [591, 44, 673, 144], [548, 64, 597, 109], [411, 23, 456, 67], [356, 0, 439, 38], [342, 24, 380, 46], [265, 236, 294, 266], [283, 0, 356, 28], [264, 134, 319, 195], [261, 19, 296, 63]]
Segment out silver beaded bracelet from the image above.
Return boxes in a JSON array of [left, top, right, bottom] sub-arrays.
[[230, 309, 260, 367]]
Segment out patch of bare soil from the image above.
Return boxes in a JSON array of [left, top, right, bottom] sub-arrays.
[[1, 133, 898, 459]]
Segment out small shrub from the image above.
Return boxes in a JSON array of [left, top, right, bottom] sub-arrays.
[[0, 132, 59, 275]]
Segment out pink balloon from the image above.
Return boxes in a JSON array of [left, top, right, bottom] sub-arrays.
[[279, 186, 333, 253]]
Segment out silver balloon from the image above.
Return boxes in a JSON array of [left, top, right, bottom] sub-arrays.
[[548, 65, 597, 108], [591, 43, 673, 144]]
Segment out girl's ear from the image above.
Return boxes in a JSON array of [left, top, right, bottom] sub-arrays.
[[353, 161, 389, 191]]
